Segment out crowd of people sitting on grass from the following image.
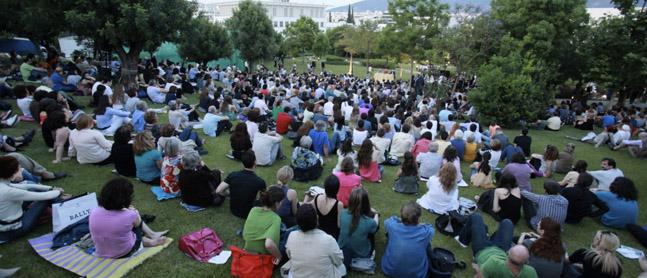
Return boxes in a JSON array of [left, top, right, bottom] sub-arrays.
[[1, 54, 647, 277]]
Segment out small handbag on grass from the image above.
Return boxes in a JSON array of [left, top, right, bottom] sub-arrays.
[[178, 227, 224, 263]]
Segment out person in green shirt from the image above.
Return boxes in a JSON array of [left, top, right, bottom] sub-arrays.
[[242, 186, 284, 265], [19, 54, 47, 81], [456, 213, 537, 278]]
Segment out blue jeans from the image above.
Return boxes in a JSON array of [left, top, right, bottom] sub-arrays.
[[458, 213, 514, 256], [21, 169, 40, 183], [179, 127, 203, 147], [0, 201, 49, 242]]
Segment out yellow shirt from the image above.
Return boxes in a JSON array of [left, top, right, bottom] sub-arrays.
[[463, 142, 477, 162]]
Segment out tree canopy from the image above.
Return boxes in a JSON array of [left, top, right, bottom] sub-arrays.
[[178, 16, 232, 66], [386, 0, 450, 61], [226, 0, 277, 69], [65, 0, 196, 86], [283, 16, 320, 57]]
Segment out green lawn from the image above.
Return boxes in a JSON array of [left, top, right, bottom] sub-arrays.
[[1, 93, 646, 278]]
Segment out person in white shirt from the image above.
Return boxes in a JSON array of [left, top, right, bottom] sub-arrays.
[[91, 78, 113, 97], [0, 156, 64, 242], [342, 102, 354, 122], [14, 85, 33, 120], [391, 124, 415, 157], [285, 204, 346, 278], [610, 125, 631, 147], [167, 100, 195, 131], [323, 97, 335, 117], [417, 163, 459, 214], [252, 122, 284, 166], [146, 80, 167, 104], [440, 114, 456, 134], [416, 142, 443, 180], [588, 158, 624, 191], [463, 123, 483, 144], [546, 115, 562, 131], [370, 129, 392, 165], [68, 115, 114, 165], [352, 121, 369, 146], [251, 94, 270, 117]]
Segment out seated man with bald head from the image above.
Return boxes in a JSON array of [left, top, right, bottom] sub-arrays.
[[455, 213, 538, 278]]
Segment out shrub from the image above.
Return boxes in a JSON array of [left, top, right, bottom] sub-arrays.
[[469, 52, 551, 126]]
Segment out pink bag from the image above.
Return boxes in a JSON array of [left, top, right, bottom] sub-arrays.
[[178, 227, 224, 262]]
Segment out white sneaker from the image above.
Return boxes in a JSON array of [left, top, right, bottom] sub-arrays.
[[454, 235, 468, 248]]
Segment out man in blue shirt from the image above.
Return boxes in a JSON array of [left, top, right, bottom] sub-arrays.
[[381, 201, 435, 278], [51, 67, 78, 92], [601, 112, 616, 128]]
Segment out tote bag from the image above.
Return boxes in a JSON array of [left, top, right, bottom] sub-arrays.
[[178, 227, 224, 262], [52, 193, 98, 233], [230, 245, 274, 278]]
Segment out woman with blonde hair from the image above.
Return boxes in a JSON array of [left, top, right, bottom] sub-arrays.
[[273, 166, 298, 227], [568, 230, 622, 278], [417, 163, 459, 214], [68, 114, 113, 165]]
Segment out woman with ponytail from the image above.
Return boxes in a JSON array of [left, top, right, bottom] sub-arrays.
[[568, 230, 623, 278], [518, 218, 566, 277], [242, 186, 285, 265]]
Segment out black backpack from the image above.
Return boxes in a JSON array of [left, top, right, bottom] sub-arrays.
[[429, 247, 466, 278]]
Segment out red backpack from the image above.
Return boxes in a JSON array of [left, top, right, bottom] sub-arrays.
[[178, 228, 224, 262]]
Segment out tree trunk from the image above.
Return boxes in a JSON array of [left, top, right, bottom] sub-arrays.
[[451, 66, 460, 94], [119, 53, 139, 90]]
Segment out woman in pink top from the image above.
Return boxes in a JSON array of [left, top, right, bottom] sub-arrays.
[[410, 132, 432, 159], [89, 178, 168, 258], [334, 157, 362, 207], [357, 139, 382, 183]]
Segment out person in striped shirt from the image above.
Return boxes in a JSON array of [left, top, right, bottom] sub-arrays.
[[521, 181, 569, 231]]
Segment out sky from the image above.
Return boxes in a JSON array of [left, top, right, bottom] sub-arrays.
[[198, 0, 361, 8]]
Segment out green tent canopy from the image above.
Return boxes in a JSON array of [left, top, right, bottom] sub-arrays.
[[139, 42, 244, 69]]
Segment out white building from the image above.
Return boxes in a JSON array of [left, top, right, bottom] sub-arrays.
[[199, 0, 328, 33]]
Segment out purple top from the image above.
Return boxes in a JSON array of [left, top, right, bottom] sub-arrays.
[[89, 207, 138, 258], [502, 163, 534, 191]]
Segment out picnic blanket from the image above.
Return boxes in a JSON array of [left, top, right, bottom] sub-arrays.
[[150, 186, 180, 201], [29, 233, 173, 278]]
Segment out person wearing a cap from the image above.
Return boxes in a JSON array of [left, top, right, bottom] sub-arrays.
[[520, 181, 569, 231]]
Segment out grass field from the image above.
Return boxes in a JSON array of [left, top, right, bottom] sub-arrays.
[[1, 92, 646, 277]]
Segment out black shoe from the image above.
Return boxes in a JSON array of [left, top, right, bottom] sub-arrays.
[[198, 149, 208, 156], [142, 214, 156, 223]]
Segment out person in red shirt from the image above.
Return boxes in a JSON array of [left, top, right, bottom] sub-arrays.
[[276, 107, 294, 135]]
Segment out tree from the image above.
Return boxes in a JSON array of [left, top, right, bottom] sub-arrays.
[[226, 0, 277, 70], [312, 33, 329, 58], [491, 0, 590, 86], [437, 8, 503, 91], [469, 41, 549, 126], [346, 5, 355, 24], [283, 16, 320, 57], [0, 0, 69, 52], [325, 25, 353, 56], [65, 0, 196, 88], [588, 11, 647, 104], [177, 16, 232, 66], [386, 0, 450, 73]]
